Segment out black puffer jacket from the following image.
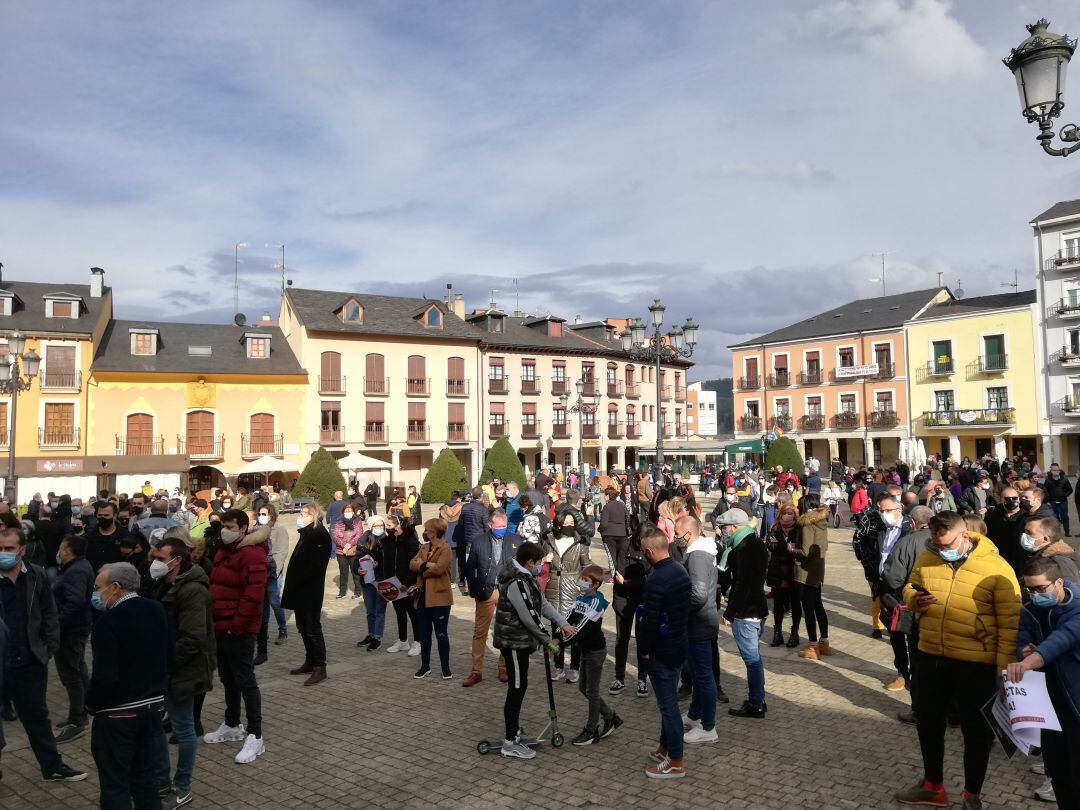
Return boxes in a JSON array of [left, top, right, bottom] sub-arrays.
[[383, 525, 420, 587], [598, 499, 632, 538], [766, 523, 799, 589], [493, 565, 551, 651]]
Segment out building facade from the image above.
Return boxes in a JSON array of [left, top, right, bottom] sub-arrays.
[[686, 381, 717, 437], [730, 288, 950, 468], [905, 292, 1042, 465]]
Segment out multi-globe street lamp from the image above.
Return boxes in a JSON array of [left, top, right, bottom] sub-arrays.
[[1004, 18, 1080, 157], [619, 300, 698, 473], [0, 331, 41, 504], [560, 378, 601, 495]]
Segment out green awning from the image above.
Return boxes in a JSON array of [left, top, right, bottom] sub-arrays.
[[724, 439, 764, 455]]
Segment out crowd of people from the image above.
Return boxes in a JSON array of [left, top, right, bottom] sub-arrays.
[[1, 450, 1079, 806]]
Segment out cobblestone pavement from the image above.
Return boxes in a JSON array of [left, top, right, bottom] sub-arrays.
[[0, 497, 1056, 808]]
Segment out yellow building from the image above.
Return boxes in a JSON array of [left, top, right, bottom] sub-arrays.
[[905, 291, 1043, 464], [88, 316, 308, 495]]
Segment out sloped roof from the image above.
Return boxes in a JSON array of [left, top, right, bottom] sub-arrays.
[[911, 290, 1037, 321], [93, 320, 306, 376], [0, 280, 110, 335], [1031, 199, 1080, 224], [729, 288, 947, 348], [481, 316, 615, 354], [284, 288, 481, 341]]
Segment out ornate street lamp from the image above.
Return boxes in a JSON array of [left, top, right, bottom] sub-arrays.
[[560, 380, 601, 494], [0, 331, 41, 504], [619, 300, 698, 472], [1004, 18, 1080, 157]]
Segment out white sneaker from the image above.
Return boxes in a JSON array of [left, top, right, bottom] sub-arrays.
[[408, 641, 421, 656], [1035, 777, 1055, 802], [500, 739, 536, 759], [550, 668, 565, 682], [565, 669, 579, 684], [234, 734, 266, 764], [203, 723, 245, 744], [681, 712, 702, 732], [1031, 760, 1046, 775], [684, 726, 718, 744], [386, 640, 409, 653]]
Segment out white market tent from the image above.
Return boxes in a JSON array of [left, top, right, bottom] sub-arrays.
[[235, 455, 302, 476], [336, 451, 392, 472]]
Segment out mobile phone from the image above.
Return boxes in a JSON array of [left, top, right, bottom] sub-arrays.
[[912, 583, 930, 595]]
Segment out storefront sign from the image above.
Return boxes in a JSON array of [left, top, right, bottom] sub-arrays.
[[35, 459, 84, 473], [834, 364, 880, 379], [583, 439, 601, 447]]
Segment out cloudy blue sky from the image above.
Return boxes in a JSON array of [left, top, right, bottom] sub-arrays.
[[2, 0, 1079, 377]]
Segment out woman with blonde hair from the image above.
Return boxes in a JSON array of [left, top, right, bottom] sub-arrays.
[[281, 502, 332, 685], [656, 496, 686, 544], [355, 515, 389, 650]]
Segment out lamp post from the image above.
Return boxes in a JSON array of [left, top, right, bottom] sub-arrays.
[[0, 331, 41, 505], [619, 300, 698, 474], [1004, 18, 1080, 157], [560, 378, 601, 495]]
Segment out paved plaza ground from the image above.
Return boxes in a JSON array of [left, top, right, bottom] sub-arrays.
[[0, 496, 1058, 808]]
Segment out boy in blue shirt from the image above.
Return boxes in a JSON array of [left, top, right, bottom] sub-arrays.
[[565, 564, 622, 745]]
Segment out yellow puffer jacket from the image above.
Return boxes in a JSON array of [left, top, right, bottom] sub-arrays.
[[903, 532, 1020, 671]]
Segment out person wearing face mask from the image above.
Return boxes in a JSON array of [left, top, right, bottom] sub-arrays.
[[896, 511, 1020, 809], [34, 505, 63, 572], [255, 505, 290, 665], [718, 509, 768, 719], [924, 481, 958, 515], [84, 502, 127, 574], [383, 515, 421, 656], [149, 534, 214, 807], [204, 509, 269, 765], [985, 486, 1025, 575], [281, 503, 332, 686], [709, 486, 739, 529], [1011, 555, 1080, 807], [562, 564, 621, 745], [766, 505, 801, 648], [1020, 486, 1056, 540], [331, 503, 363, 600], [409, 517, 454, 679], [1020, 517, 1080, 583], [1043, 463, 1074, 537], [51, 536, 95, 744], [958, 473, 995, 520], [549, 495, 591, 684], [679, 515, 721, 744], [355, 516, 389, 650]]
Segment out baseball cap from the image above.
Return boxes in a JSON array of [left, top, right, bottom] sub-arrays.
[[716, 510, 749, 527]]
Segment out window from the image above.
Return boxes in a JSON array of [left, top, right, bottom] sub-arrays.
[[626, 405, 636, 425], [522, 403, 537, 427], [365, 401, 385, 436], [249, 413, 275, 454], [44, 346, 76, 388], [1070, 330, 1080, 355], [745, 401, 760, 417], [407, 355, 427, 394], [875, 391, 894, 411], [407, 403, 426, 438], [490, 402, 505, 426], [448, 403, 466, 438], [935, 390, 955, 412], [320, 351, 342, 392], [549, 321, 562, 337], [43, 402, 75, 445], [321, 402, 341, 438], [840, 394, 857, 413], [246, 337, 269, 359], [131, 332, 156, 356], [932, 340, 952, 373], [342, 301, 362, 322], [522, 359, 536, 381], [1067, 234, 1080, 259], [805, 351, 820, 374], [553, 405, 566, 426], [424, 307, 442, 328], [552, 361, 565, 382], [489, 315, 504, 333], [489, 357, 504, 380], [0, 297, 10, 317], [874, 344, 891, 370], [838, 347, 855, 368], [186, 410, 215, 455], [582, 362, 595, 382], [447, 356, 466, 395], [50, 301, 73, 318], [607, 363, 618, 384], [125, 413, 153, 455], [987, 387, 1009, 410], [365, 353, 387, 393], [807, 396, 822, 415], [983, 334, 1006, 371], [775, 398, 790, 416]]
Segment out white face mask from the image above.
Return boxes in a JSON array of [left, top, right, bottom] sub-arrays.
[[220, 528, 241, 544], [149, 559, 172, 580], [257, 515, 270, 525], [881, 511, 900, 528], [297, 515, 310, 529], [725, 493, 737, 503], [1020, 533, 1040, 553], [343, 511, 355, 520]]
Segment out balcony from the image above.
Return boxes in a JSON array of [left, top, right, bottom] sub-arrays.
[[116, 434, 163, 456], [797, 370, 822, 385], [318, 375, 345, 395], [661, 422, 674, 439], [488, 376, 509, 395], [364, 423, 389, 444], [767, 372, 791, 387], [831, 412, 860, 430], [977, 355, 1008, 373], [40, 426, 80, 449], [406, 425, 430, 444], [739, 415, 761, 432], [1055, 397, 1080, 417], [319, 427, 344, 446], [242, 434, 283, 458], [674, 386, 686, 402], [608, 421, 624, 439], [867, 410, 899, 429], [521, 378, 540, 396], [607, 381, 624, 398], [489, 420, 508, 439], [177, 434, 223, 459], [405, 377, 430, 396], [1046, 249, 1080, 272], [873, 362, 896, 380], [521, 420, 541, 440], [39, 370, 81, 392], [447, 424, 469, 443], [364, 376, 390, 396], [446, 379, 470, 397], [583, 423, 600, 439], [798, 414, 825, 431], [552, 379, 569, 396], [926, 359, 954, 377], [1054, 298, 1080, 320], [922, 408, 1015, 428], [582, 381, 598, 397], [660, 385, 672, 401], [771, 415, 792, 432], [552, 423, 570, 439], [736, 376, 760, 390], [626, 423, 641, 439], [1052, 347, 1080, 368], [625, 382, 640, 398]]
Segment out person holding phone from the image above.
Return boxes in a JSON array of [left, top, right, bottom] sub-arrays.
[[383, 515, 420, 655], [409, 518, 453, 680]]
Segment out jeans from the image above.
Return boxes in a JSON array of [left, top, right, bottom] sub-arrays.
[[393, 597, 418, 642], [1052, 500, 1071, 534], [686, 639, 717, 730], [258, 575, 287, 654], [54, 630, 90, 726], [295, 608, 327, 666], [914, 654, 995, 794], [579, 646, 614, 732], [500, 647, 530, 741], [3, 661, 63, 774], [156, 693, 196, 793], [797, 583, 828, 642], [614, 600, 644, 682], [361, 581, 387, 638], [417, 603, 451, 672], [1043, 695, 1080, 808], [91, 700, 166, 810], [731, 618, 765, 708], [336, 554, 360, 596], [647, 659, 683, 761], [216, 634, 262, 738]]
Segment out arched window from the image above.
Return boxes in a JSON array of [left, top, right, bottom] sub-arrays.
[[320, 351, 342, 393], [249, 413, 275, 455], [126, 413, 153, 455]]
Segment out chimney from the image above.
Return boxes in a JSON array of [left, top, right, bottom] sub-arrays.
[[451, 293, 465, 319], [261, 311, 271, 322], [445, 283, 452, 305], [89, 267, 105, 298], [574, 314, 582, 325]]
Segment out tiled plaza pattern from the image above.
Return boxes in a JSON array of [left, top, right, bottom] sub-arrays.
[[0, 496, 1055, 808]]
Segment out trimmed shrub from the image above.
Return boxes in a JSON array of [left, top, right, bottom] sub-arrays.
[[421, 448, 470, 504], [764, 436, 805, 473], [480, 437, 526, 488], [293, 448, 348, 507]]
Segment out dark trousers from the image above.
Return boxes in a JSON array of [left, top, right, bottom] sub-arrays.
[[500, 647, 531, 741], [90, 701, 165, 810], [295, 608, 326, 666], [914, 654, 995, 794], [216, 634, 262, 738], [579, 646, 614, 732], [336, 555, 360, 596], [393, 597, 418, 642], [54, 630, 90, 726], [797, 583, 828, 642], [2, 661, 62, 774], [417, 603, 451, 671], [1043, 698, 1080, 808], [258, 576, 287, 654], [365, 498, 378, 519], [614, 600, 644, 682], [553, 625, 580, 671], [772, 584, 802, 636], [1052, 500, 1071, 534]]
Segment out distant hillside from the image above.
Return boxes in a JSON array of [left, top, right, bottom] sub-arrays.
[[701, 378, 733, 433]]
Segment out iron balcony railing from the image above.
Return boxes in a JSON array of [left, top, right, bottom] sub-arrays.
[[319, 427, 344, 445], [674, 387, 686, 402], [242, 434, 283, 457], [1056, 397, 1080, 415], [1052, 347, 1080, 366], [867, 410, 899, 428], [488, 376, 509, 395], [318, 375, 345, 395], [582, 381, 598, 397], [582, 423, 600, 439], [405, 378, 430, 396], [831, 412, 860, 430], [521, 420, 541, 439], [978, 355, 1008, 373], [364, 376, 390, 395], [116, 434, 163, 456], [1054, 298, 1080, 318], [39, 370, 81, 391], [626, 423, 641, 439], [607, 381, 624, 397], [552, 422, 571, 439], [926, 359, 954, 376], [177, 434, 223, 458], [406, 425, 430, 443], [873, 362, 896, 379], [365, 424, 389, 444], [736, 376, 760, 390], [40, 427, 80, 448], [922, 408, 1016, 427], [797, 370, 822, 385], [489, 420, 508, 438], [1046, 249, 1080, 271], [608, 421, 624, 439], [772, 415, 792, 431], [625, 382, 640, 398], [521, 378, 540, 395], [740, 415, 761, 432], [447, 424, 469, 443], [446, 379, 469, 397], [767, 372, 790, 387], [798, 414, 824, 431], [552, 379, 569, 396]]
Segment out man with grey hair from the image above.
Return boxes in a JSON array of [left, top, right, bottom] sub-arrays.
[[135, 499, 179, 543], [86, 561, 171, 808]]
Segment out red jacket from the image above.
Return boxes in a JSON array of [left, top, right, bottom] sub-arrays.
[[210, 526, 269, 636], [849, 488, 869, 515]]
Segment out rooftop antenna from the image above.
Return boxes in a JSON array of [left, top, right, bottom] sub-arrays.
[[512, 278, 519, 313], [234, 241, 248, 315], [937, 271, 944, 288], [267, 243, 285, 292], [954, 278, 965, 300], [1001, 269, 1019, 292], [489, 289, 499, 310], [870, 251, 888, 296]]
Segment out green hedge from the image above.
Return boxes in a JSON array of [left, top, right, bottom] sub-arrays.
[[293, 448, 348, 507], [480, 437, 526, 488], [421, 448, 470, 504]]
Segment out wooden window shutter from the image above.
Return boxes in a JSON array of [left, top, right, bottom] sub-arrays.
[[366, 401, 384, 421], [448, 403, 465, 422]]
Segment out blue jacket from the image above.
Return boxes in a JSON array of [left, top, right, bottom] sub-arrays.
[[636, 556, 691, 667], [1018, 581, 1080, 722], [458, 500, 489, 555], [53, 556, 95, 635], [504, 495, 523, 535]]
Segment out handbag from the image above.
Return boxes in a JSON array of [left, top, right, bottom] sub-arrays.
[[888, 603, 913, 634]]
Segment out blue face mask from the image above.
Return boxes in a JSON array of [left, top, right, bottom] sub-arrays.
[[91, 591, 107, 611], [0, 551, 19, 570], [531, 564, 543, 576], [939, 547, 963, 563], [55, 552, 63, 566], [1030, 591, 1059, 608], [372, 527, 385, 537], [491, 527, 507, 539]]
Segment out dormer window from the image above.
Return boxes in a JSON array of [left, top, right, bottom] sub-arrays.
[[489, 315, 504, 334], [244, 333, 270, 359], [52, 302, 72, 318], [129, 328, 158, 356], [45, 295, 81, 319], [0, 297, 11, 317], [424, 306, 443, 329], [340, 298, 363, 323], [549, 321, 562, 337]]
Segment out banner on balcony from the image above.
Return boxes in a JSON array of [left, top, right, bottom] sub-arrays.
[[834, 364, 880, 379]]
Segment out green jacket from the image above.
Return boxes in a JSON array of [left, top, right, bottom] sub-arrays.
[[156, 563, 216, 699]]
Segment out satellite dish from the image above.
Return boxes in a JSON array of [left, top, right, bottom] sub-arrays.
[[286, 279, 293, 287], [234, 313, 247, 326], [955, 288, 965, 300]]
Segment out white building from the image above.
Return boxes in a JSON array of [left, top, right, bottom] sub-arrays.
[[687, 381, 717, 437]]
